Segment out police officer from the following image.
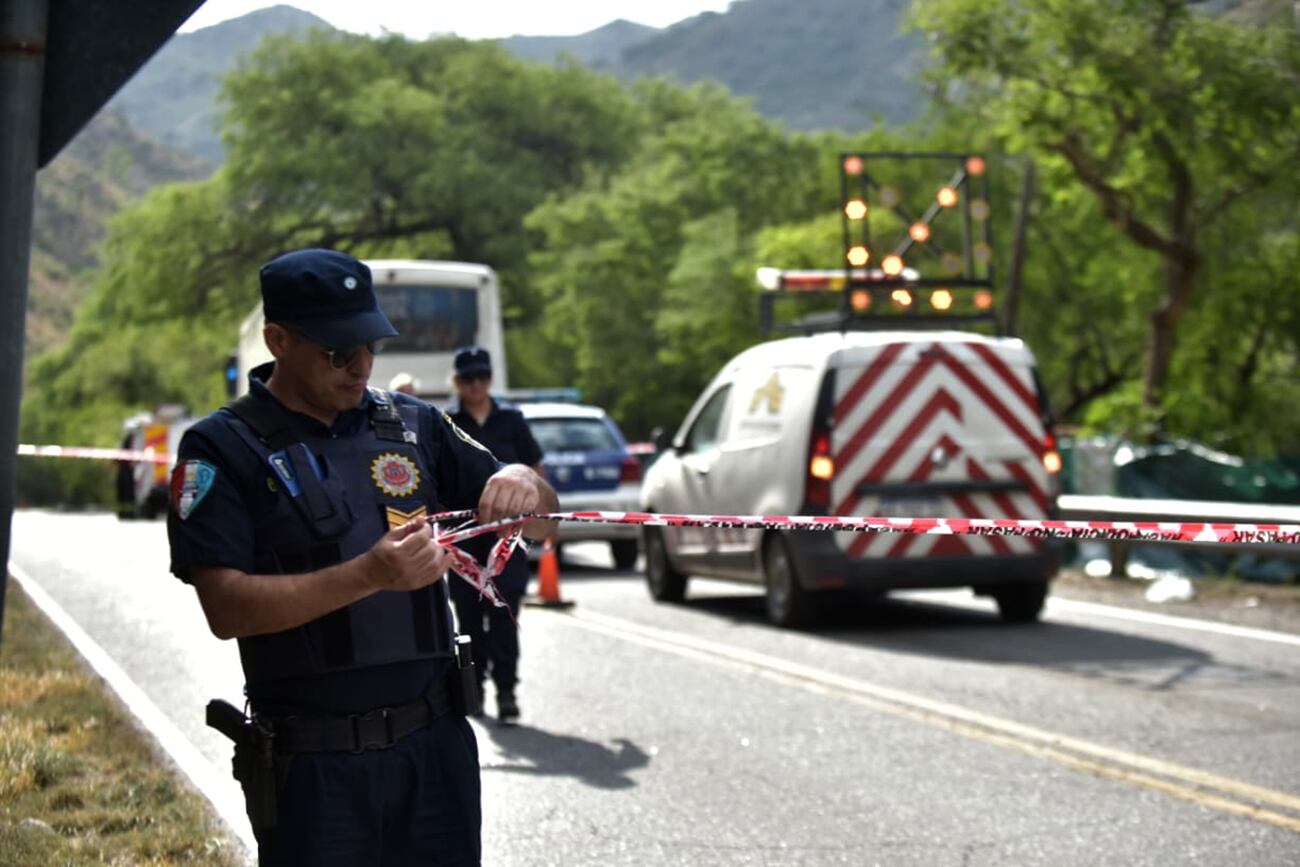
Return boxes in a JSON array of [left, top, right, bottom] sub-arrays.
[[167, 248, 557, 865], [445, 347, 545, 725]]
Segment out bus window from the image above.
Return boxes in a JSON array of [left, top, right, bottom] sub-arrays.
[[374, 285, 480, 353]]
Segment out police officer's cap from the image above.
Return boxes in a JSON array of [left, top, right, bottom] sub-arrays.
[[260, 249, 398, 348], [453, 346, 493, 376]]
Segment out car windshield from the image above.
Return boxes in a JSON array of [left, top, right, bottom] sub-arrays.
[[529, 417, 620, 453]]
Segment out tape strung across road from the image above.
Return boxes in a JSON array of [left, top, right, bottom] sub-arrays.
[[20, 446, 1300, 545], [18, 443, 171, 463], [434, 509, 1300, 546]]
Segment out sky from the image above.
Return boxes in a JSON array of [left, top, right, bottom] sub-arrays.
[[179, 1, 736, 40]]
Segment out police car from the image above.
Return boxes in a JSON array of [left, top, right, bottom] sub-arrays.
[[519, 402, 643, 569]]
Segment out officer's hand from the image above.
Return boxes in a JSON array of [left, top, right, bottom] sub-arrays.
[[361, 520, 448, 591], [478, 464, 541, 532]]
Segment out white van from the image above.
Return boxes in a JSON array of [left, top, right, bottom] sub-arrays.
[[640, 330, 1062, 627]]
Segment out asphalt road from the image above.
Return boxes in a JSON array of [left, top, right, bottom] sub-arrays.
[[8, 510, 1300, 865]]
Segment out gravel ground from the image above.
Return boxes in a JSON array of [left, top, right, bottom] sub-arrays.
[[1052, 568, 1300, 635]]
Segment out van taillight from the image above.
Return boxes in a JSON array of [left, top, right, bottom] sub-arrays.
[[620, 455, 642, 483], [806, 429, 833, 508], [1041, 432, 1061, 474]]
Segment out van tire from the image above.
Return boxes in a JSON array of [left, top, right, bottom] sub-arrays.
[[644, 528, 687, 602], [992, 582, 1047, 623], [611, 539, 639, 571], [763, 534, 815, 628]]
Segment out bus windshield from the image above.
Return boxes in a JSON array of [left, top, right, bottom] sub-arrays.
[[375, 284, 479, 353]]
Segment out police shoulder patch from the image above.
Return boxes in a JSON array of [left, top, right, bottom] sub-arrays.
[[171, 459, 217, 521], [442, 412, 491, 454], [372, 452, 421, 497]]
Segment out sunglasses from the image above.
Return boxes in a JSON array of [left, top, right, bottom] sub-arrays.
[[285, 327, 385, 369], [457, 371, 491, 383], [321, 341, 384, 370]]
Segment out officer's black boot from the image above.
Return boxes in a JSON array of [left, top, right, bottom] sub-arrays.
[[496, 687, 519, 725]]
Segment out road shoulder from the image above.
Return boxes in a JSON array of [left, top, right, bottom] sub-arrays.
[[1052, 569, 1300, 636]]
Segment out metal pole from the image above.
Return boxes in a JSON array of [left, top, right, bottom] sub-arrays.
[[0, 0, 48, 646], [1003, 158, 1036, 337]]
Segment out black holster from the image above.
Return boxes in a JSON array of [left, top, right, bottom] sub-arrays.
[[206, 699, 290, 831], [451, 635, 482, 717]]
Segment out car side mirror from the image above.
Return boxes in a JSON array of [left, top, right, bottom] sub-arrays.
[[651, 426, 673, 453]]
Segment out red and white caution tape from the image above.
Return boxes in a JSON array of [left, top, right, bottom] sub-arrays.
[[432, 511, 527, 619], [428, 508, 1299, 612], [432, 510, 1300, 548], [17, 444, 173, 464]]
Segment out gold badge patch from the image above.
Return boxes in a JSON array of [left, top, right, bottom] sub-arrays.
[[386, 504, 428, 529], [371, 453, 421, 497]]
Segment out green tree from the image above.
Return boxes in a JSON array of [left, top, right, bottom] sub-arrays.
[[18, 34, 649, 505], [912, 0, 1300, 435], [526, 82, 825, 435]]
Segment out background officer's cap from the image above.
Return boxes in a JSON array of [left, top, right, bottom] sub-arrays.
[[260, 248, 398, 348], [454, 346, 493, 376]]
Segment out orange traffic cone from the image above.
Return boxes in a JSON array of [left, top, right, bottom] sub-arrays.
[[525, 538, 574, 609]]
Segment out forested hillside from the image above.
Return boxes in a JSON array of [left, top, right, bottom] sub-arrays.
[[499, 19, 658, 65], [614, 0, 925, 128], [28, 111, 209, 357], [105, 4, 332, 163]]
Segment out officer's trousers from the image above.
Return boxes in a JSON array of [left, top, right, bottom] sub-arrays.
[[255, 715, 481, 866], [449, 551, 527, 691]]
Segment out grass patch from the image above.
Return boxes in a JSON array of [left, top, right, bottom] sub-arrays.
[[0, 580, 242, 865]]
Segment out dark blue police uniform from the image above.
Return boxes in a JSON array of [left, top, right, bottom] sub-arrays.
[[444, 396, 543, 711], [169, 362, 502, 865]]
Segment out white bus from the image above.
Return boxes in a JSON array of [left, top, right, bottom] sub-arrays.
[[236, 259, 507, 398]]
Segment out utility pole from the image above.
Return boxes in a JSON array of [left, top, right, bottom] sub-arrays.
[[1002, 158, 1035, 337], [0, 0, 49, 645]]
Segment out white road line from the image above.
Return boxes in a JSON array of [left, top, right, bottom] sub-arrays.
[[1047, 595, 1300, 648], [549, 607, 1300, 832], [9, 563, 256, 857]]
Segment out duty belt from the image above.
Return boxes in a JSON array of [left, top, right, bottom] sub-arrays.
[[267, 677, 454, 754]]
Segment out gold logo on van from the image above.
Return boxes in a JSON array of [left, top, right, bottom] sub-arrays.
[[749, 372, 784, 415]]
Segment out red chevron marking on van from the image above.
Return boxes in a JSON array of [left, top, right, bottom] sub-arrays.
[[833, 342, 906, 426]]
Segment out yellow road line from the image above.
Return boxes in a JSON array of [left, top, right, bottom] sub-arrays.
[[548, 607, 1300, 834]]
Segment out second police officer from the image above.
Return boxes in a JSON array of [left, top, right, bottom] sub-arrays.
[[167, 249, 558, 865], [445, 346, 546, 725]]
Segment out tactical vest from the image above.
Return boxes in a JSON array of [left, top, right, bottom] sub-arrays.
[[224, 388, 453, 686]]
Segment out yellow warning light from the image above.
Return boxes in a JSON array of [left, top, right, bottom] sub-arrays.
[[844, 199, 868, 220], [851, 289, 871, 311], [891, 289, 913, 307], [810, 455, 835, 480], [930, 289, 953, 311], [966, 156, 986, 176], [847, 246, 870, 267], [973, 242, 993, 264], [971, 199, 991, 221], [937, 187, 959, 208], [843, 156, 863, 176], [908, 222, 931, 243], [882, 254, 904, 276], [879, 186, 901, 207], [940, 252, 963, 275], [974, 290, 994, 310]]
